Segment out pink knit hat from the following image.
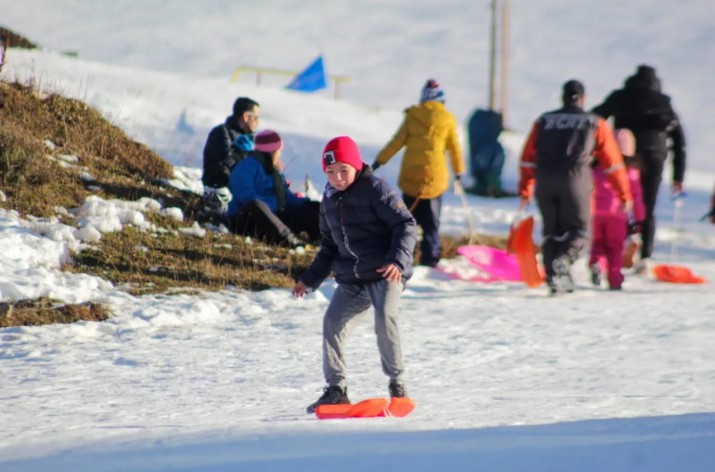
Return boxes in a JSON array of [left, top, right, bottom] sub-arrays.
[[614, 128, 635, 157], [254, 130, 283, 153], [322, 136, 364, 172]]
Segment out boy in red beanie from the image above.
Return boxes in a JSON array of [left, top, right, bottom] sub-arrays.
[[293, 136, 417, 413]]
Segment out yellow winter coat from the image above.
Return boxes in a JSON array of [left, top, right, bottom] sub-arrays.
[[375, 101, 464, 199]]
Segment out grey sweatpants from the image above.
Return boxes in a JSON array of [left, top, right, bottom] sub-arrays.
[[322, 279, 405, 388]]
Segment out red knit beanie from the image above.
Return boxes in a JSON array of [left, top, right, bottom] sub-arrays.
[[322, 136, 364, 172], [254, 129, 283, 153]]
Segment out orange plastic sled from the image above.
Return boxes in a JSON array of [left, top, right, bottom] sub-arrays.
[[652, 264, 706, 284], [315, 397, 416, 419], [507, 216, 544, 288]]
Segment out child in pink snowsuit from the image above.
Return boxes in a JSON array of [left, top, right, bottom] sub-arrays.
[[589, 129, 645, 289]]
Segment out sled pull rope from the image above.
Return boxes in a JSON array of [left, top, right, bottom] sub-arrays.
[[454, 180, 476, 245]]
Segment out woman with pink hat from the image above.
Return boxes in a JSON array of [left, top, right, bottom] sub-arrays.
[[226, 129, 319, 247]]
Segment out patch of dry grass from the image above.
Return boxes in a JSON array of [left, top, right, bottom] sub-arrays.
[[0, 297, 109, 327], [65, 225, 315, 295]]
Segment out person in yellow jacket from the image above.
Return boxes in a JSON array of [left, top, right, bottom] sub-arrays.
[[373, 79, 465, 267]]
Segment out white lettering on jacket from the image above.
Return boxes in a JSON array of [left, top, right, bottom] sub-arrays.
[[542, 114, 589, 130]]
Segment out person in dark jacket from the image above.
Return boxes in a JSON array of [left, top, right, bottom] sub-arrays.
[[293, 136, 417, 413], [227, 130, 319, 247], [592, 65, 687, 273], [202, 96, 260, 189], [519, 80, 633, 295]]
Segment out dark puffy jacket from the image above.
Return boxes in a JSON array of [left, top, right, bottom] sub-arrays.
[[202, 117, 248, 188], [592, 68, 686, 182], [300, 167, 417, 289]]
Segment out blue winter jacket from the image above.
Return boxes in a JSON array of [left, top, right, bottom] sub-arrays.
[[300, 167, 417, 289], [226, 154, 307, 217]]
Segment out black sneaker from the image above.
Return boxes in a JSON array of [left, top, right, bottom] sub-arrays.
[[306, 386, 350, 414], [388, 380, 407, 398]]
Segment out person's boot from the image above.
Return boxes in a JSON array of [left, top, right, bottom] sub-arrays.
[[306, 386, 350, 414], [281, 231, 305, 249], [634, 257, 650, 275], [389, 380, 407, 398], [550, 256, 574, 295], [589, 262, 602, 287]]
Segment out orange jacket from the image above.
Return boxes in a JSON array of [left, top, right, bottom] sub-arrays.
[[519, 117, 632, 204]]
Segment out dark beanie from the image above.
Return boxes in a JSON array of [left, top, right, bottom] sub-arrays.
[[637, 64, 657, 77], [562, 79, 585, 104]]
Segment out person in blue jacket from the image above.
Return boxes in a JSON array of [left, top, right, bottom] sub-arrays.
[[292, 136, 417, 414], [226, 130, 319, 247]]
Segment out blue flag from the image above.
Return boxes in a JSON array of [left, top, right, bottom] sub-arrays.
[[286, 56, 328, 92]]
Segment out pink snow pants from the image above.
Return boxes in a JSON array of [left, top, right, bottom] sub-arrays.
[[589, 214, 627, 289]]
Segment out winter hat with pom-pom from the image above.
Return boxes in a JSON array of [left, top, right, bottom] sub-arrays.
[[322, 136, 364, 172], [420, 79, 445, 103]]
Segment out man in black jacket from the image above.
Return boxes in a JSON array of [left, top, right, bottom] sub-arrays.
[[202, 96, 260, 189], [592, 65, 686, 272]]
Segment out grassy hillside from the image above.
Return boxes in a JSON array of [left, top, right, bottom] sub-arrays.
[[0, 81, 315, 326]]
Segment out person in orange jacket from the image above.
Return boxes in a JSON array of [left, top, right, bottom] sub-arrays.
[[519, 80, 633, 295], [372, 79, 465, 267]]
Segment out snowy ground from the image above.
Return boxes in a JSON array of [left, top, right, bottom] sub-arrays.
[[1, 1, 715, 470]]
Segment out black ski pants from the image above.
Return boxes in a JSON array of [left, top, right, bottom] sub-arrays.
[[639, 156, 665, 259], [535, 171, 592, 277], [230, 200, 320, 246], [402, 194, 442, 267]]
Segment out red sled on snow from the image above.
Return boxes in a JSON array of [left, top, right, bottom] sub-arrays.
[[506, 216, 544, 287], [652, 264, 706, 284], [314, 397, 415, 420]]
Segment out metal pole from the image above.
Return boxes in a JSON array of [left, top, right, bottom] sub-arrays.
[[488, 0, 498, 110], [500, 0, 510, 127]]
